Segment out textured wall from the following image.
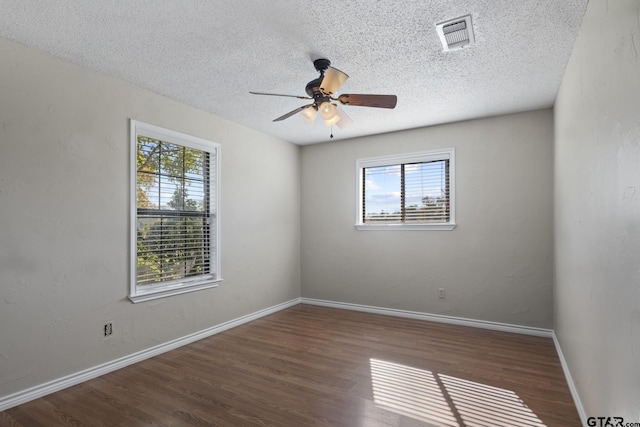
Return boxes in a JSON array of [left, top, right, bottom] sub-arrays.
[[554, 0, 640, 420], [0, 38, 300, 398], [301, 110, 554, 328]]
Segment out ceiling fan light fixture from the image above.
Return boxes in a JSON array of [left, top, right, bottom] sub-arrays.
[[320, 102, 338, 120], [335, 106, 353, 129], [301, 106, 318, 123], [324, 115, 340, 126], [320, 102, 340, 126], [320, 67, 349, 95]]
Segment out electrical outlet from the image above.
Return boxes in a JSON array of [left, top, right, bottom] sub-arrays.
[[104, 322, 113, 337], [438, 288, 446, 299]]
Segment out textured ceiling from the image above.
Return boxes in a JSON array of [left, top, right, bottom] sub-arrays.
[[0, 1, 588, 145]]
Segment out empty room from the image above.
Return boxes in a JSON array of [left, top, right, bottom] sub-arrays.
[[1, 0, 638, 426]]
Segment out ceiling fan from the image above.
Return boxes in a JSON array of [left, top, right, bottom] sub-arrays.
[[250, 58, 397, 130]]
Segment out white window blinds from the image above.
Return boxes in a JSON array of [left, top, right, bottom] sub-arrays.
[[130, 120, 220, 302], [136, 137, 215, 285], [356, 149, 455, 230]]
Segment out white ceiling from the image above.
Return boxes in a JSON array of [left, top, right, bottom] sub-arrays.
[[0, 1, 588, 145]]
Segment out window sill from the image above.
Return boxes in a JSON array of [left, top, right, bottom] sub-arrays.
[[354, 223, 456, 231], [129, 279, 222, 303]]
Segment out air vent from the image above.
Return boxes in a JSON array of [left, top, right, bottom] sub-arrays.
[[436, 15, 475, 51]]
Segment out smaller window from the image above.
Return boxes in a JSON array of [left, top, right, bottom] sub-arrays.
[[356, 149, 456, 230]]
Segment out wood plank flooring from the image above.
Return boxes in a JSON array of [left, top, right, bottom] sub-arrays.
[[0, 304, 581, 426]]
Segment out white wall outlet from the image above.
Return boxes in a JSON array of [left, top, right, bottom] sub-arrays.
[[438, 288, 446, 299], [104, 322, 113, 337]]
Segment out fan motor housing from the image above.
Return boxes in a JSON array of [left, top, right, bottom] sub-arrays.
[[305, 77, 331, 106], [306, 58, 334, 100], [305, 78, 322, 98]]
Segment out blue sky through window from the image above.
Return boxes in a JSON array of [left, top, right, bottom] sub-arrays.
[[364, 161, 447, 217]]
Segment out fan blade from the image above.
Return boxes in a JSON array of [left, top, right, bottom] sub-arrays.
[[335, 107, 353, 129], [250, 91, 312, 100], [336, 94, 397, 109], [320, 67, 349, 95], [273, 104, 315, 122]]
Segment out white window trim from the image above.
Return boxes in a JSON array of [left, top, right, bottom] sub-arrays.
[[355, 148, 456, 231], [129, 120, 222, 303]]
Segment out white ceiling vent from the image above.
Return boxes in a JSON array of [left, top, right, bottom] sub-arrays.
[[436, 15, 475, 51]]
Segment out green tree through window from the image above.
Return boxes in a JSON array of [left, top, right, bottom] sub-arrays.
[[135, 136, 211, 286]]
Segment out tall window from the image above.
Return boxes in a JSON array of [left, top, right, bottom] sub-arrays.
[[356, 149, 455, 230], [130, 120, 221, 303]]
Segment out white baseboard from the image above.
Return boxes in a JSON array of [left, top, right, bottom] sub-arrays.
[[301, 298, 554, 337], [0, 298, 302, 412], [552, 332, 587, 426]]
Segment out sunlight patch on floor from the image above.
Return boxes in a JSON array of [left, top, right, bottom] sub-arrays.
[[369, 359, 546, 427]]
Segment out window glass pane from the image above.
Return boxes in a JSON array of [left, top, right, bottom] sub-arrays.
[[159, 143, 184, 178], [363, 165, 401, 223], [160, 175, 180, 209], [136, 215, 208, 285], [183, 147, 206, 212], [137, 137, 161, 209], [405, 160, 449, 223], [136, 135, 211, 287], [137, 175, 159, 209], [184, 147, 205, 177], [360, 155, 451, 226], [137, 137, 159, 173], [183, 179, 205, 212]]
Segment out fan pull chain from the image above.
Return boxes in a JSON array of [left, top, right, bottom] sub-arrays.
[[330, 124, 334, 139]]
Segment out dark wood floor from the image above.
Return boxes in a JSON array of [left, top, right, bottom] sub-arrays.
[[1, 304, 581, 426]]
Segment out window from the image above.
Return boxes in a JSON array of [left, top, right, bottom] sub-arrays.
[[356, 149, 455, 230], [129, 120, 221, 303]]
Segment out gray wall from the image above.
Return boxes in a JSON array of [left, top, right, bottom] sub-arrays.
[[0, 38, 300, 397], [554, 0, 640, 420], [301, 110, 554, 328]]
